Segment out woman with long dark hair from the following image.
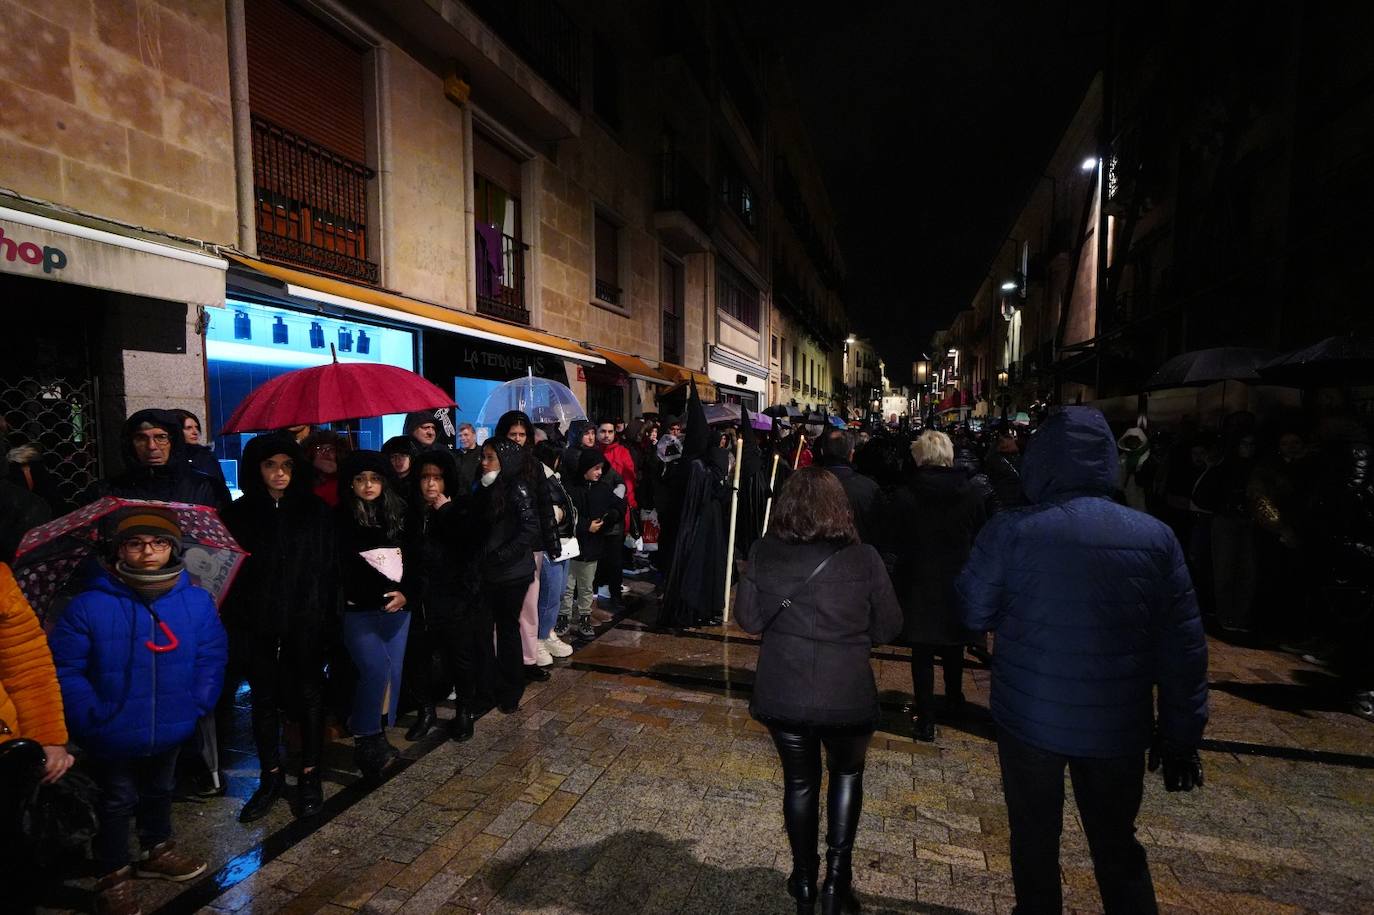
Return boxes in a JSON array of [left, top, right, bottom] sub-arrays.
[[336, 451, 414, 778], [475, 439, 540, 712], [734, 467, 902, 915]]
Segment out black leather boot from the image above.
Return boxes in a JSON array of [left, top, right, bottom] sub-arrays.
[[912, 716, 936, 742], [450, 707, 475, 742], [354, 734, 396, 780], [297, 770, 323, 818], [820, 766, 864, 915], [405, 706, 437, 741], [238, 769, 283, 823], [787, 853, 820, 914]]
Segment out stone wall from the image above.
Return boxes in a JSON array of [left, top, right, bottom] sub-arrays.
[[0, 0, 237, 243], [380, 49, 469, 307]]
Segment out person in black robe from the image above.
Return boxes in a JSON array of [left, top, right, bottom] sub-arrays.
[[658, 382, 731, 628], [733, 411, 772, 555]]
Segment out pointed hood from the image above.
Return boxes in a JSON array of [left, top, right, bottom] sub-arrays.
[[1021, 407, 1119, 504], [683, 380, 710, 461], [738, 408, 761, 476]]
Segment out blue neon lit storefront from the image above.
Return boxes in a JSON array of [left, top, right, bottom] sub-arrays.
[[205, 296, 417, 493]]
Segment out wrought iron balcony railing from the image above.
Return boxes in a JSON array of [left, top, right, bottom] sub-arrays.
[[466, 0, 581, 104], [252, 115, 378, 284], [475, 226, 531, 324]]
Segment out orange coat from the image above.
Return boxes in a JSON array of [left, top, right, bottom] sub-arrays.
[[0, 563, 67, 746]]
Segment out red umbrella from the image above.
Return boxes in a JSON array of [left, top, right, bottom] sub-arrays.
[[220, 355, 454, 433]]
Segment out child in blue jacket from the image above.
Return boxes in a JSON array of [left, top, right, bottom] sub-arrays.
[[49, 506, 227, 915]]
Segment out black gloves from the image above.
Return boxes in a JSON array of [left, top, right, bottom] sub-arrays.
[[1148, 735, 1204, 792]]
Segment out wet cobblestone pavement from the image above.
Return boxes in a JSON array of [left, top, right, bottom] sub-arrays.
[[38, 581, 1374, 914]]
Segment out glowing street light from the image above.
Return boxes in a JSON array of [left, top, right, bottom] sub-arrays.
[[1080, 156, 1100, 172], [1000, 279, 1019, 292]]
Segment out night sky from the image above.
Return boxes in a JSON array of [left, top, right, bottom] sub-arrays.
[[758, 0, 1103, 375]]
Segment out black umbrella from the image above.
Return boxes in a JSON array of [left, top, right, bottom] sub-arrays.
[[1258, 334, 1374, 387], [1145, 347, 1275, 390], [763, 404, 802, 419]]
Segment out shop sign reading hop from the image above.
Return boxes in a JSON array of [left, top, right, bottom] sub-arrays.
[[0, 225, 68, 274]]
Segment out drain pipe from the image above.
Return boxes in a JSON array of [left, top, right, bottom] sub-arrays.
[[225, 0, 255, 254]]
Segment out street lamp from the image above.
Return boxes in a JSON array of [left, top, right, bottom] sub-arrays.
[[1080, 156, 1100, 172]]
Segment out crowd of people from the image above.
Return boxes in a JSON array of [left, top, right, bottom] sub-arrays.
[[0, 383, 1369, 914]]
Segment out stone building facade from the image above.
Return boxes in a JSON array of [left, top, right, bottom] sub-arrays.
[[2, 0, 853, 498]]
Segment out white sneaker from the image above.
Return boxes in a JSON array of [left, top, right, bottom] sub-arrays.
[[544, 634, 573, 658], [535, 643, 554, 667]]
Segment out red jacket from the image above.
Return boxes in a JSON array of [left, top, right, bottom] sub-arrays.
[[598, 440, 638, 526]]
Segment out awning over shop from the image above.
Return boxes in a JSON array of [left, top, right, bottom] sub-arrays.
[[583, 346, 674, 384], [0, 198, 226, 307], [657, 361, 718, 402], [226, 253, 604, 365]]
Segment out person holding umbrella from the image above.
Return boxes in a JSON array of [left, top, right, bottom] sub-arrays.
[[336, 451, 415, 779], [221, 434, 336, 822], [48, 506, 227, 915]]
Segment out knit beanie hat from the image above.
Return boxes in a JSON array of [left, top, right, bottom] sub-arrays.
[[109, 506, 183, 555], [577, 448, 608, 478]]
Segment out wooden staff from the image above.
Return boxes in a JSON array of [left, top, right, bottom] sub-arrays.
[[721, 434, 745, 624], [760, 452, 781, 537]]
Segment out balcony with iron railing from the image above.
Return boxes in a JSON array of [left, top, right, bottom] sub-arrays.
[[475, 227, 531, 324], [466, 0, 581, 104], [595, 278, 621, 306], [251, 115, 378, 284], [657, 152, 712, 233]]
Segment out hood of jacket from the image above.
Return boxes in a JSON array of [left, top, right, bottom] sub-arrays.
[[337, 450, 395, 502], [566, 420, 593, 449], [239, 433, 314, 502], [121, 408, 190, 473], [403, 408, 455, 448], [1022, 407, 1119, 503], [494, 410, 532, 442], [488, 438, 526, 480], [411, 449, 460, 502]]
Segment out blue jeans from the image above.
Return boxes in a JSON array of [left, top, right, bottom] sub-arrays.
[[342, 609, 411, 737], [538, 555, 570, 638], [89, 747, 180, 874]]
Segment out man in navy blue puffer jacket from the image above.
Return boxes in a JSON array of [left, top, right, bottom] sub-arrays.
[[957, 406, 1207, 915]]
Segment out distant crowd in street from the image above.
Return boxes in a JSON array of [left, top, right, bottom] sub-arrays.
[[1, 385, 1370, 915]]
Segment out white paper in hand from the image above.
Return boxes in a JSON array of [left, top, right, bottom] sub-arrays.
[[359, 547, 404, 583]]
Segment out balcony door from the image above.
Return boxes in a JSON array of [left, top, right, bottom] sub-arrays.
[[245, 0, 375, 283], [474, 133, 529, 324], [660, 256, 684, 364]]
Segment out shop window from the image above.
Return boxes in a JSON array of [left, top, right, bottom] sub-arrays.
[[660, 256, 684, 364], [206, 299, 416, 496], [716, 258, 759, 330], [594, 211, 623, 307]]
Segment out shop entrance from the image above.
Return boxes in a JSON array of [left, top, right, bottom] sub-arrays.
[[1, 274, 103, 509]]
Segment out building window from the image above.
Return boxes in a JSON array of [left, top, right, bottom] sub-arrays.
[[474, 133, 528, 324], [716, 258, 760, 330], [719, 153, 757, 231], [660, 256, 683, 364], [771, 334, 778, 358], [594, 212, 622, 307], [592, 33, 621, 130]]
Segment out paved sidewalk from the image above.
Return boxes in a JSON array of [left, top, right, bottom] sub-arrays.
[[39, 591, 1374, 914]]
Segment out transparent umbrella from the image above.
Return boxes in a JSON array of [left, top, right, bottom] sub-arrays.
[[477, 371, 587, 428]]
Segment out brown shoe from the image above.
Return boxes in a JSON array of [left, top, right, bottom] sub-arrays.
[[94, 866, 142, 915], [134, 840, 207, 882]]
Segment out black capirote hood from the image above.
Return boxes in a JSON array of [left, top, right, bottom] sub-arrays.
[[239, 433, 313, 501]]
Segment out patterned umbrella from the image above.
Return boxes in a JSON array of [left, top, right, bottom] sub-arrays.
[[13, 497, 247, 622]]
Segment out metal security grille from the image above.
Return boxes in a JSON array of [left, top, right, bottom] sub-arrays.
[[0, 376, 100, 508]]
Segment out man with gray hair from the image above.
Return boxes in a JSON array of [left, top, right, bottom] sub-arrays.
[[453, 422, 479, 492]]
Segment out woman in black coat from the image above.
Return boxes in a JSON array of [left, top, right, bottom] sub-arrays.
[[221, 433, 336, 820], [735, 467, 903, 915], [405, 450, 485, 741], [893, 430, 986, 742], [474, 439, 539, 713]]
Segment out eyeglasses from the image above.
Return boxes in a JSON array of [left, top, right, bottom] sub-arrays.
[[121, 537, 173, 553], [313, 445, 337, 454], [133, 433, 171, 446]]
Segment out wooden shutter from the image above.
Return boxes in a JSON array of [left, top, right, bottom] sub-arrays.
[[245, 0, 367, 163]]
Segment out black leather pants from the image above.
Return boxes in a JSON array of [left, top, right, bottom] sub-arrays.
[[768, 725, 872, 878]]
